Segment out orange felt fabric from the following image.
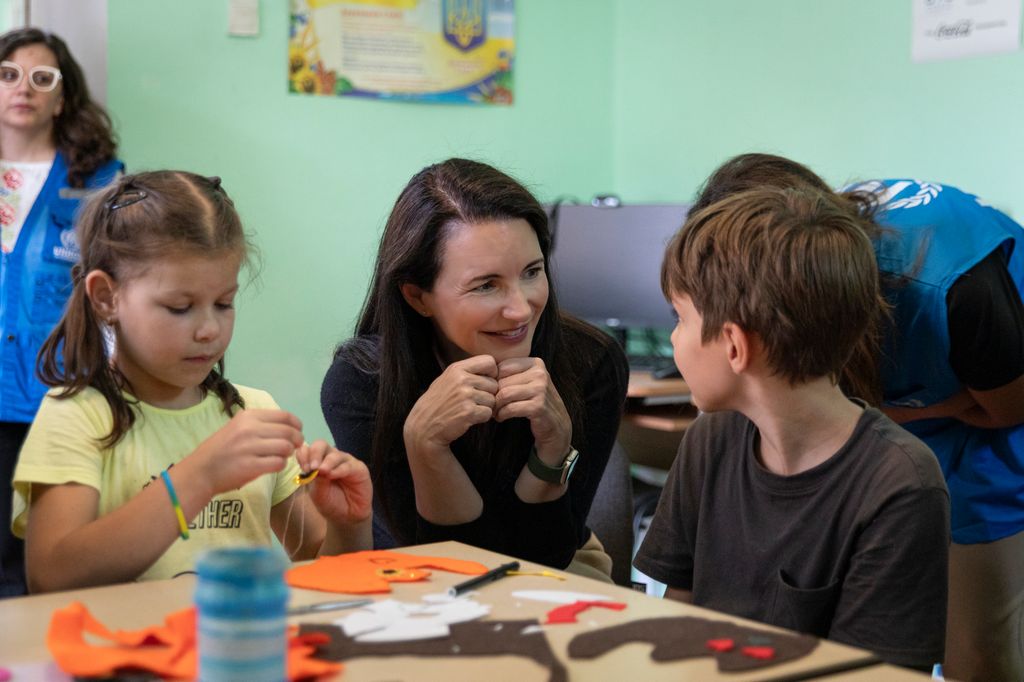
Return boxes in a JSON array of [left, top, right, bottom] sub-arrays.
[[286, 550, 488, 594], [46, 601, 341, 680]]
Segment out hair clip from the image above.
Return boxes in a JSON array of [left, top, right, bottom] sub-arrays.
[[70, 263, 85, 285], [207, 176, 223, 191], [107, 189, 148, 211]]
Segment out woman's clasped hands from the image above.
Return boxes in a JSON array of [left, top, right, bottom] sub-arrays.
[[405, 354, 572, 467]]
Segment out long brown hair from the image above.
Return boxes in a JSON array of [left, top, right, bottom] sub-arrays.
[[0, 28, 117, 186], [38, 171, 250, 448], [690, 153, 890, 404], [337, 158, 614, 544]]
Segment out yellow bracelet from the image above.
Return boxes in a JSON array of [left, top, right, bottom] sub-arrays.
[[160, 470, 190, 540]]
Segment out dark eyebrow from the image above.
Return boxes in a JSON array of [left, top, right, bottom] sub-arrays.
[[466, 259, 544, 285], [466, 272, 501, 285]]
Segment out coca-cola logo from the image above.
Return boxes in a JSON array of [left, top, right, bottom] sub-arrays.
[[935, 20, 972, 39]]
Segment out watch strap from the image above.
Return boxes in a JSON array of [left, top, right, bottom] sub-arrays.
[[527, 446, 578, 485]]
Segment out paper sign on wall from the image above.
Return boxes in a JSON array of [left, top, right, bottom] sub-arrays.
[[288, 0, 515, 105], [912, 0, 1022, 63]]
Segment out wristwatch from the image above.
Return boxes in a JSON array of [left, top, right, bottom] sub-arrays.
[[527, 446, 579, 485]]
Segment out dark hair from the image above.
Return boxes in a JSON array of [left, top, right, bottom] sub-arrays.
[[339, 157, 610, 544], [662, 187, 885, 388], [0, 28, 117, 187], [38, 171, 250, 447], [689, 153, 889, 403]]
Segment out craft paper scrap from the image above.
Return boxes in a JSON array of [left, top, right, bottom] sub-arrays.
[[46, 601, 341, 680], [287, 549, 488, 594]]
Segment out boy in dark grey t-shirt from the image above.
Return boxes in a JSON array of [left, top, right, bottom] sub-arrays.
[[633, 187, 949, 671]]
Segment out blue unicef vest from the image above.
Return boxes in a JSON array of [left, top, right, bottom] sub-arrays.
[[858, 179, 1024, 544], [0, 153, 122, 422]]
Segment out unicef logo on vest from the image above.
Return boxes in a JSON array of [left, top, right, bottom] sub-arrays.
[[51, 227, 80, 263]]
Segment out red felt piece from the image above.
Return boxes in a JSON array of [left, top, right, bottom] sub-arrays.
[[705, 638, 735, 652], [544, 600, 627, 624], [741, 645, 776, 660]]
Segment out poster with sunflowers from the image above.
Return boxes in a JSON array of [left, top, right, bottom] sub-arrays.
[[289, 0, 514, 105]]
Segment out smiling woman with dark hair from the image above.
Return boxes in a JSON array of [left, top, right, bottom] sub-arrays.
[[0, 27, 122, 597], [322, 158, 628, 578]]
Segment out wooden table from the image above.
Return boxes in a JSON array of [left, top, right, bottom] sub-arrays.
[[0, 541, 897, 681]]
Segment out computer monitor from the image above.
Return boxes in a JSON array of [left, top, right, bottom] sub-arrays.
[[548, 203, 689, 332]]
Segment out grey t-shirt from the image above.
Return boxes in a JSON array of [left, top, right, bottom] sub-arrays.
[[634, 407, 949, 670]]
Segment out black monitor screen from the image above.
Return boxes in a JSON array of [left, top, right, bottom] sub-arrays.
[[548, 203, 689, 331]]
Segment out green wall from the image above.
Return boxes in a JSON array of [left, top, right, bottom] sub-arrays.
[[107, 1, 616, 438], [612, 0, 1024, 218], [108, 0, 1024, 437]]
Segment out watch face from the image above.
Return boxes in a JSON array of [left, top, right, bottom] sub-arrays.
[[560, 449, 580, 485]]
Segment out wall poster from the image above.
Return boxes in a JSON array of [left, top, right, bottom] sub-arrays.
[[912, 0, 1021, 62], [289, 0, 515, 105]]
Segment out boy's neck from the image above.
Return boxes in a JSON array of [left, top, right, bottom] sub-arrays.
[[741, 376, 864, 477]]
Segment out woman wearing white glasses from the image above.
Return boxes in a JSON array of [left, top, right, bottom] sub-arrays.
[[0, 28, 121, 597]]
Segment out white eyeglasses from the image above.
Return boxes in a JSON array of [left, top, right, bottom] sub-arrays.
[[0, 61, 62, 92]]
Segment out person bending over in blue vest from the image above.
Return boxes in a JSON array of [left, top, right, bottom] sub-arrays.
[[633, 185, 950, 671], [0, 28, 122, 597], [684, 153, 1024, 682]]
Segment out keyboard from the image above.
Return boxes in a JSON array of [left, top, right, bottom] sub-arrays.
[[627, 354, 679, 378]]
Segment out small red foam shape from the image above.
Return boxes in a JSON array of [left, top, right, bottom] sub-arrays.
[[545, 600, 628, 624], [741, 645, 776, 660], [705, 638, 735, 652]]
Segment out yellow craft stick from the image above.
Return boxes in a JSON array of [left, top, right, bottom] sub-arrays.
[[505, 569, 569, 577]]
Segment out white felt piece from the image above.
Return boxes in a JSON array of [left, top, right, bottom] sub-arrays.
[[520, 624, 545, 635], [510, 590, 614, 604], [421, 600, 491, 624], [356, 618, 453, 642], [337, 596, 490, 642]]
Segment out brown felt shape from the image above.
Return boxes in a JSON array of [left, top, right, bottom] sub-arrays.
[[300, 619, 568, 682], [567, 616, 818, 672]]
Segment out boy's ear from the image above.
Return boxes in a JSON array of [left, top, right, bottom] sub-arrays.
[[84, 270, 119, 324], [721, 321, 752, 374], [399, 283, 432, 318]]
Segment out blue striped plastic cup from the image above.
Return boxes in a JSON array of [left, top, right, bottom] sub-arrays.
[[195, 547, 289, 682]]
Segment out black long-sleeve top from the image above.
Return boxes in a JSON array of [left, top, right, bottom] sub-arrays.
[[321, 324, 628, 568]]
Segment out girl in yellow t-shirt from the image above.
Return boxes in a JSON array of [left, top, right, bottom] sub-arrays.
[[12, 171, 372, 592]]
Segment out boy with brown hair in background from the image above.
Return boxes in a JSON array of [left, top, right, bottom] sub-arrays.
[[634, 186, 949, 670]]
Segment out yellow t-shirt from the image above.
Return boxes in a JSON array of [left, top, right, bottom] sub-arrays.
[[12, 384, 302, 581]]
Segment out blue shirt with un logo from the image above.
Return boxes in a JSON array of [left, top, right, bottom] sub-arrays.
[[0, 152, 122, 423], [853, 179, 1024, 544]]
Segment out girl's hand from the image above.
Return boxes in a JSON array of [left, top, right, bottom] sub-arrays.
[[495, 358, 572, 462], [297, 440, 373, 525], [193, 409, 303, 494], [404, 355, 499, 452]]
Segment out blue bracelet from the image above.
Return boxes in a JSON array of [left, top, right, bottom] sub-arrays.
[[160, 470, 190, 540]]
